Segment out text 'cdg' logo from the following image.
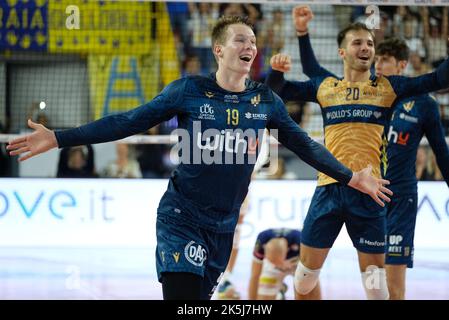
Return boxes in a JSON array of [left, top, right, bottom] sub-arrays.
[[200, 104, 214, 114]]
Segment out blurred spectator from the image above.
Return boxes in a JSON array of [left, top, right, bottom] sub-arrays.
[[334, 6, 354, 30], [57, 145, 97, 178], [166, 2, 191, 58], [136, 126, 172, 179], [257, 8, 285, 80], [219, 3, 261, 27], [27, 101, 51, 129], [416, 145, 428, 180], [188, 2, 219, 75], [350, 6, 365, 23], [421, 7, 448, 67], [424, 149, 443, 181], [440, 106, 449, 136], [0, 121, 10, 177], [182, 55, 202, 77], [404, 51, 432, 77], [374, 11, 393, 43], [416, 146, 444, 181], [0, 143, 8, 177], [397, 8, 426, 59], [103, 143, 142, 179], [285, 101, 310, 128]]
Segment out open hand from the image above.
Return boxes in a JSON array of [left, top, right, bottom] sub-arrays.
[[348, 165, 393, 207], [7, 119, 58, 161]]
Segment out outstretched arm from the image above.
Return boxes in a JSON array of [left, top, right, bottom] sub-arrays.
[[389, 41, 449, 98], [293, 5, 335, 78], [267, 94, 392, 206], [8, 79, 185, 161]]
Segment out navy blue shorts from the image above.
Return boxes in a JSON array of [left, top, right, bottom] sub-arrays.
[[155, 214, 234, 299], [301, 184, 387, 254], [385, 194, 417, 268]]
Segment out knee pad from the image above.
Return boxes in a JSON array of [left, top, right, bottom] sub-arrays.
[[294, 261, 321, 295], [258, 259, 284, 297], [361, 265, 389, 300]]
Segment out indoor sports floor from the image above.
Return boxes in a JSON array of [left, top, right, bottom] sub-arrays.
[[0, 246, 448, 300]]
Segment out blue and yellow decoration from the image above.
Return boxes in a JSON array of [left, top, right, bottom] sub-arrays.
[[48, 0, 153, 54], [0, 0, 48, 51], [89, 54, 164, 119], [1, 0, 181, 120]]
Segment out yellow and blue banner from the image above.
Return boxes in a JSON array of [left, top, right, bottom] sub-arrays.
[[88, 49, 180, 120], [48, 0, 153, 54], [0, 0, 48, 51]]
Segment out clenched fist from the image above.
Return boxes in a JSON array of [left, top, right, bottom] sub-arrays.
[[293, 5, 314, 33], [270, 53, 292, 73]]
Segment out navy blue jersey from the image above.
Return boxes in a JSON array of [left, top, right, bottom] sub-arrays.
[[384, 95, 449, 195], [55, 74, 352, 232], [288, 34, 449, 193], [253, 228, 301, 261]]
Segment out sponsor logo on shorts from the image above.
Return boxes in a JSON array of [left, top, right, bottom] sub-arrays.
[[184, 241, 207, 267], [404, 247, 411, 257], [388, 235, 404, 255], [359, 237, 385, 247], [389, 235, 403, 245], [173, 252, 180, 263]]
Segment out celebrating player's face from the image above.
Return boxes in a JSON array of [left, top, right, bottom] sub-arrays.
[[375, 55, 406, 77], [340, 30, 375, 72], [219, 24, 257, 75]]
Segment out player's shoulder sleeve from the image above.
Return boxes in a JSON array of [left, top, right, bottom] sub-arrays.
[[159, 77, 189, 107], [387, 58, 449, 99], [420, 94, 442, 124]]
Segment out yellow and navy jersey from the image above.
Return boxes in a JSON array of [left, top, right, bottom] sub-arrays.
[[295, 34, 449, 191], [266, 58, 449, 186], [384, 94, 449, 195]]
